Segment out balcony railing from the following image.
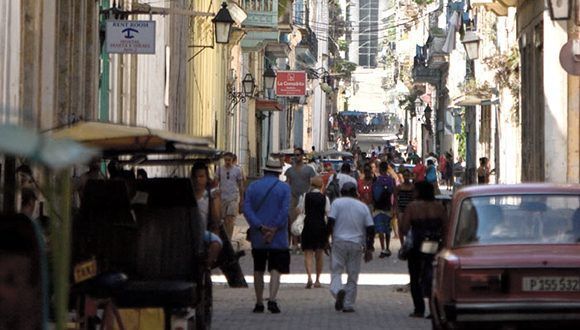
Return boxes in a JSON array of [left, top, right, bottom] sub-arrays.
[[240, 0, 278, 28]]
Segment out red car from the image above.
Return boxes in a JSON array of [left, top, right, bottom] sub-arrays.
[[431, 184, 580, 330]]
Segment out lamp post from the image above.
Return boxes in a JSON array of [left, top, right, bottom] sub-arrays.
[[227, 73, 256, 115], [415, 98, 424, 120], [261, 66, 276, 100], [242, 73, 255, 96], [212, 2, 234, 44], [462, 30, 481, 60], [547, 0, 572, 20], [263, 66, 276, 95]]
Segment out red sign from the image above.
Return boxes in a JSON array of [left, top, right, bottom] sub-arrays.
[[275, 71, 306, 97]]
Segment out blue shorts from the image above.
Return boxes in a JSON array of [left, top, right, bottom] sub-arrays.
[[373, 212, 392, 234]]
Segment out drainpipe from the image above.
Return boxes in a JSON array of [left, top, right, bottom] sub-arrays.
[[99, 0, 110, 122]]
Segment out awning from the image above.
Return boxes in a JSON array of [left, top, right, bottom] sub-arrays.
[[47, 121, 221, 163], [0, 124, 97, 169], [255, 98, 283, 112], [315, 150, 353, 158], [472, 0, 516, 16], [295, 48, 317, 68], [338, 110, 365, 116], [451, 94, 484, 107], [265, 42, 290, 59]]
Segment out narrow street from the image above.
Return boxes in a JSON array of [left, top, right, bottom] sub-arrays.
[[211, 217, 431, 330], [2, 1, 580, 329]]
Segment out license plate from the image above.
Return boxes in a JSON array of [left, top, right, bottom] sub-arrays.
[[522, 276, 580, 292], [73, 258, 97, 283]]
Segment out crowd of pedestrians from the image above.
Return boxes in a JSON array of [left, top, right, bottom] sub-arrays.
[[237, 144, 453, 316], [1, 142, 474, 321]]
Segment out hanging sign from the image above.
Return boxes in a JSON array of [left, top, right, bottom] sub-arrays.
[[276, 71, 307, 97], [105, 20, 156, 54]]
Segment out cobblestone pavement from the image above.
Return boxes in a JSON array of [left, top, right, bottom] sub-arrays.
[[211, 216, 431, 329]]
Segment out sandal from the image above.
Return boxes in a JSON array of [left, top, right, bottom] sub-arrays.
[[306, 280, 313, 289], [313, 282, 321, 288]]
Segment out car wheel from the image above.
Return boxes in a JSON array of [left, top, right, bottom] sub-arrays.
[[195, 269, 213, 330], [431, 317, 443, 330]]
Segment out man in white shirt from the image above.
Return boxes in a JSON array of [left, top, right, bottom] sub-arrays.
[[327, 182, 375, 313]]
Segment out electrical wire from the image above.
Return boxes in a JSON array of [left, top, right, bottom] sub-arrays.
[[297, 13, 427, 30]]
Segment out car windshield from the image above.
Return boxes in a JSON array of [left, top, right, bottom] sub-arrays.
[[454, 194, 580, 246]]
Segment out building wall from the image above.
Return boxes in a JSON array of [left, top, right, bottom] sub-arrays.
[[0, 0, 99, 128], [311, 0, 329, 150], [135, 11, 170, 130], [189, 0, 227, 149], [542, 12, 568, 183], [0, 0, 22, 125], [349, 68, 388, 112]]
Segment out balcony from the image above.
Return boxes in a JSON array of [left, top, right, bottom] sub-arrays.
[[278, 0, 293, 32], [472, 0, 517, 16], [240, 0, 279, 28]]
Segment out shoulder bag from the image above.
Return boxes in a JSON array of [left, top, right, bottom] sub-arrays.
[[291, 193, 306, 236], [246, 180, 279, 241]]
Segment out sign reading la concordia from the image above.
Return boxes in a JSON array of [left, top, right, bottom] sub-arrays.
[[275, 71, 307, 97], [105, 20, 156, 54]]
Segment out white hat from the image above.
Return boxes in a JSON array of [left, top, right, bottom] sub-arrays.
[[262, 158, 283, 173]]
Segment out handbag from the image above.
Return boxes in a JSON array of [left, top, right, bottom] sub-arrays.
[[420, 239, 439, 254], [291, 213, 305, 236], [397, 229, 414, 261], [291, 193, 306, 236]]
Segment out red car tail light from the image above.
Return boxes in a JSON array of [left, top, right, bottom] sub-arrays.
[[455, 269, 507, 296], [435, 252, 460, 297]]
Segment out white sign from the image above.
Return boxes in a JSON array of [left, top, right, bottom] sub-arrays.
[[105, 20, 156, 54]]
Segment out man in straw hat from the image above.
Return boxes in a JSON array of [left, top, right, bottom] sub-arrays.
[[243, 158, 291, 314]]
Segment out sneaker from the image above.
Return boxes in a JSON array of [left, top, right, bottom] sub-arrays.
[[253, 303, 264, 313], [409, 312, 424, 318], [342, 307, 355, 313], [384, 249, 392, 257], [334, 289, 346, 311], [267, 300, 281, 314], [379, 251, 387, 258]]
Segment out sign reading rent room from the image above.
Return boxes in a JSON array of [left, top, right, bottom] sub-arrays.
[[105, 20, 156, 54], [275, 71, 306, 97]]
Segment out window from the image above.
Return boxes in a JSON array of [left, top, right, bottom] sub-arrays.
[[454, 195, 580, 246]]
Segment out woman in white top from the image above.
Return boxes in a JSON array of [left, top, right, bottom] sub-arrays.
[[191, 162, 223, 266]]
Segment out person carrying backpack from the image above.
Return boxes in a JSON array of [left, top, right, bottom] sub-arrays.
[[325, 163, 358, 204], [372, 161, 396, 258], [326, 172, 341, 203], [425, 159, 440, 195]]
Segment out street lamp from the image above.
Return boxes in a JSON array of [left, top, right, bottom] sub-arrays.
[[227, 73, 256, 115], [263, 66, 277, 90], [241, 73, 255, 97], [462, 30, 481, 60], [547, 0, 571, 20], [212, 2, 235, 44], [414, 98, 423, 118]]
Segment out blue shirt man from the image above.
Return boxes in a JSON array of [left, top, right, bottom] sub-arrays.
[[243, 158, 291, 314]]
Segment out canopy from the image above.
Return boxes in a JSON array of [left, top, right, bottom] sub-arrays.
[[338, 111, 365, 116], [451, 94, 485, 107], [316, 150, 353, 158], [270, 148, 296, 157], [48, 121, 221, 165], [256, 98, 283, 112], [0, 124, 97, 169]]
